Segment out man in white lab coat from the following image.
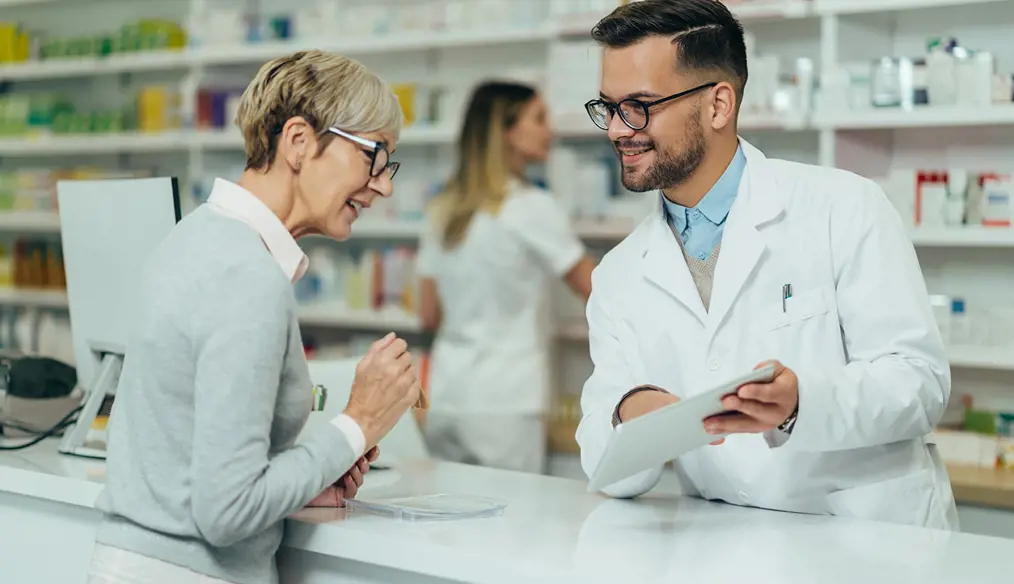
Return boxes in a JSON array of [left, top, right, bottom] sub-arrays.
[[576, 0, 959, 530]]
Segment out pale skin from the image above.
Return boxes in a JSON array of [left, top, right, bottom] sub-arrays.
[[418, 94, 595, 333], [239, 116, 422, 506], [603, 36, 799, 436]]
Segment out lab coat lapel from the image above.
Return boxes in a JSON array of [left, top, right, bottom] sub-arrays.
[[707, 140, 785, 335], [641, 198, 708, 326]]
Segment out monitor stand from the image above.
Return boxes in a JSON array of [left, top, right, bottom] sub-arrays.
[[58, 352, 122, 459]]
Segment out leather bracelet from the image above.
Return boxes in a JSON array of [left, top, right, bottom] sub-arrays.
[[612, 385, 669, 427]]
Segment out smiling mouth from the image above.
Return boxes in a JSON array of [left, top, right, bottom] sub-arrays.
[[615, 143, 654, 162], [345, 200, 366, 218]]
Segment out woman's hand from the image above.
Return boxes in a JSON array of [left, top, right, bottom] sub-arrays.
[[344, 333, 422, 450], [307, 446, 379, 508]]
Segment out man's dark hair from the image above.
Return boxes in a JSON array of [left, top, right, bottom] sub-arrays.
[[592, 0, 748, 100]]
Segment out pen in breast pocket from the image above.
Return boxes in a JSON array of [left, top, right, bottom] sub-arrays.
[[782, 284, 792, 313]]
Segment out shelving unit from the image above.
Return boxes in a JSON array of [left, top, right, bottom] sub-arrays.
[[0, 212, 61, 232], [297, 303, 422, 332], [0, 288, 68, 308]]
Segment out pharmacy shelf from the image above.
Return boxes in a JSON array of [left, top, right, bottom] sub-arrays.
[[814, 0, 1013, 16], [814, 105, 1014, 130], [0, 124, 459, 157], [0, 27, 556, 82], [948, 345, 1014, 372], [730, 1, 813, 20], [911, 227, 1014, 248], [0, 288, 68, 308], [556, 0, 812, 33], [0, 211, 61, 233], [196, 26, 556, 67], [297, 303, 422, 332], [0, 131, 193, 156], [0, 50, 190, 82]]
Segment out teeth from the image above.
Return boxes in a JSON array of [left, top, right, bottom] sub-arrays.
[[349, 201, 363, 212]]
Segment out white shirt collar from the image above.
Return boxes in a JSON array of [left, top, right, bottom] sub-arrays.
[[206, 178, 309, 283]]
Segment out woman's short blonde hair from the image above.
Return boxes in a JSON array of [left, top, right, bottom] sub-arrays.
[[235, 50, 403, 170]]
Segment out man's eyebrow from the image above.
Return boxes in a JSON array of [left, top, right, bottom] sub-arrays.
[[599, 90, 662, 101]]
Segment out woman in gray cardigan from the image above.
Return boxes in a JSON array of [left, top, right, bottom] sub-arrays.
[[87, 51, 422, 584]]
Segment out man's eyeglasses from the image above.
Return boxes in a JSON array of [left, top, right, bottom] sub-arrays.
[[327, 127, 400, 180], [584, 82, 718, 132]]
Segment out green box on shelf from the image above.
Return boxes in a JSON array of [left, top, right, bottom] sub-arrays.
[[51, 111, 72, 134], [965, 409, 998, 435], [95, 35, 114, 57], [120, 23, 142, 52], [27, 93, 59, 129]]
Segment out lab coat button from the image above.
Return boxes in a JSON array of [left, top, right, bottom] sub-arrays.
[[708, 358, 721, 371]]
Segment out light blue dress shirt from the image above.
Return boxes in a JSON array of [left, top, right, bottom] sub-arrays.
[[662, 145, 747, 261]]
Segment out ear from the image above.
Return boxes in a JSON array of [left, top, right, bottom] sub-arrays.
[[278, 116, 316, 172], [708, 82, 738, 131]]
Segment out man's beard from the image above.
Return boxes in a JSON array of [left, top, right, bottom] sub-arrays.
[[616, 114, 707, 193]]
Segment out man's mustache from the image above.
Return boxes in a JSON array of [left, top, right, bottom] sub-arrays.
[[614, 140, 654, 150]]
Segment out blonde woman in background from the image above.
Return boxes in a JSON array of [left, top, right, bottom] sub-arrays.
[[88, 51, 422, 584], [416, 81, 596, 474]]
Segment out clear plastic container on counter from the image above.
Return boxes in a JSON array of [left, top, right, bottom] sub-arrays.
[[346, 494, 508, 522]]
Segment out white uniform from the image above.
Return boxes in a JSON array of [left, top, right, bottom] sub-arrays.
[[417, 180, 585, 474], [577, 139, 959, 530]]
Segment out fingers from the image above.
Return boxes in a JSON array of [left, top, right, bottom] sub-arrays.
[[379, 337, 409, 361], [704, 413, 769, 435], [722, 395, 784, 425], [737, 375, 791, 405], [366, 446, 380, 462], [394, 350, 413, 373], [367, 332, 397, 355], [357, 457, 370, 475], [709, 438, 726, 446], [343, 474, 359, 500], [348, 462, 364, 486], [334, 485, 347, 507]]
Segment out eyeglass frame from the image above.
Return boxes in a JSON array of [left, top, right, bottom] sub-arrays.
[[584, 82, 718, 132], [326, 126, 400, 180]]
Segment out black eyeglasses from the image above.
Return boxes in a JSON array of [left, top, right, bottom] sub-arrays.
[[327, 127, 400, 180], [584, 82, 718, 131]]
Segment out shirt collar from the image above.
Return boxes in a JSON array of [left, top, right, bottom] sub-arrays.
[[663, 144, 747, 230], [206, 178, 309, 283]]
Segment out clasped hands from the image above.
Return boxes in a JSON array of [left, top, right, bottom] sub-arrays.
[[618, 360, 798, 444], [307, 445, 380, 508]]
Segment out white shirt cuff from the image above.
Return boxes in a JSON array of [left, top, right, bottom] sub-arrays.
[[330, 414, 366, 458]]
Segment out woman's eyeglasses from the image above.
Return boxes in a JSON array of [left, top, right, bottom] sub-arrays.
[[584, 82, 718, 132], [327, 127, 400, 180]]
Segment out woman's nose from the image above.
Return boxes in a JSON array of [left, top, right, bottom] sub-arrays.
[[368, 173, 394, 198]]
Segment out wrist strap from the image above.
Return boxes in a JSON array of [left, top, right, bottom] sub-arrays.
[[612, 385, 669, 427]]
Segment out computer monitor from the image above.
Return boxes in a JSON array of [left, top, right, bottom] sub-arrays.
[[56, 177, 181, 457]]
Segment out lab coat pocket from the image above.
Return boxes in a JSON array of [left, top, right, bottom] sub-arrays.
[[765, 284, 835, 331], [826, 469, 934, 528]]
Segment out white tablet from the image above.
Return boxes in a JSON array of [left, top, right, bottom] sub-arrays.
[[588, 364, 776, 492]]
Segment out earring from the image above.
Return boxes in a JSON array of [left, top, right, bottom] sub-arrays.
[[295, 160, 302, 171]]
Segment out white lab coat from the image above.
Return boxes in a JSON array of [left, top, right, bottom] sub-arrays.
[[577, 139, 959, 530], [417, 180, 586, 472]]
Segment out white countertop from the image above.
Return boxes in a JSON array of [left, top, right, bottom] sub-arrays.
[[2, 439, 1013, 584]]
